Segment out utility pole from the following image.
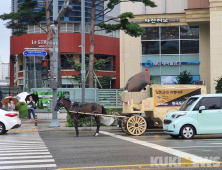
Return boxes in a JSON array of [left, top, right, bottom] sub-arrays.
[[48, 0, 78, 127], [81, 0, 86, 103], [49, 0, 60, 128]]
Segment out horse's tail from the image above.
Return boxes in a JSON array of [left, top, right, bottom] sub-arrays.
[[102, 106, 107, 114]]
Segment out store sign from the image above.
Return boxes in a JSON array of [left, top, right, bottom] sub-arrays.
[[31, 40, 47, 48], [143, 60, 200, 67], [154, 88, 201, 107], [132, 18, 179, 24]]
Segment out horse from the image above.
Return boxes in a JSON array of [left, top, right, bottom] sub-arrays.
[[54, 97, 107, 137]]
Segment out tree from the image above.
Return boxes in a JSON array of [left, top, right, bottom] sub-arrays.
[[88, 0, 157, 87], [0, 0, 62, 87], [215, 77, 222, 93], [67, 56, 115, 88], [175, 71, 193, 84]]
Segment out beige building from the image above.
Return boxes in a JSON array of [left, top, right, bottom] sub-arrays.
[[120, 0, 221, 94]]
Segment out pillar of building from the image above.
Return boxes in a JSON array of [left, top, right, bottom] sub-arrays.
[[200, 23, 210, 93], [9, 56, 14, 87], [209, 0, 222, 93]]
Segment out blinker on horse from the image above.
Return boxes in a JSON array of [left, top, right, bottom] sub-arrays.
[[55, 97, 107, 137]]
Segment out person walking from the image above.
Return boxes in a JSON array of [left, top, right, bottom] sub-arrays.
[[8, 99, 15, 111], [27, 96, 36, 121]]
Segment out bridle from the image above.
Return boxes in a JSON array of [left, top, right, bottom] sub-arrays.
[[55, 98, 64, 112]]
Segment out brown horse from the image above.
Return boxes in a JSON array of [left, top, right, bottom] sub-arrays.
[[54, 97, 107, 137]]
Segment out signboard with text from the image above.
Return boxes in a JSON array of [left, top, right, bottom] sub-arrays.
[[154, 88, 201, 107], [132, 18, 179, 24], [23, 51, 47, 57]]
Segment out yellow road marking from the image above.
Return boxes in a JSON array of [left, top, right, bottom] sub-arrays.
[[59, 162, 222, 170], [9, 129, 38, 132]]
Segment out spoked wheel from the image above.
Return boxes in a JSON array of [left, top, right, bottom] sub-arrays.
[[126, 116, 147, 136], [121, 118, 129, 134]]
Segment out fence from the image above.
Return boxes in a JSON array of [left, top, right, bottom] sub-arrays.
[[98, 89, 124, 108]]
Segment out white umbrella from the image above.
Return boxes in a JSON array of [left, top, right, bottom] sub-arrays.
[[16, 92, 30, 103]]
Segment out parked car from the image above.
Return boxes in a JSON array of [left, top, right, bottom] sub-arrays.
[[0, 108, 21, 134], [163, 94, 222, 139]]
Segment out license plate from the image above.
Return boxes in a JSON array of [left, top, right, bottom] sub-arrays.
[[163, 125, 168, 130]]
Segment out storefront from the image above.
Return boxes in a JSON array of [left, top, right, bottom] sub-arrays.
[[120, 2, 221, 93], [141, 25, 200, 84], [10, 33, 120, 92]]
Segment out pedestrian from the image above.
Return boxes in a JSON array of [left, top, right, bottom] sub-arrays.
[[27, 96, 36, 121], [8, 99, 15, 111]]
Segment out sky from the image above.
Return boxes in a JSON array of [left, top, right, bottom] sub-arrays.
[[0, 0, 11, 63]]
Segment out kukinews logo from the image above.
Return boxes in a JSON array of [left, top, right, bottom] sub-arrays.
[[150, 156, 220, 168]]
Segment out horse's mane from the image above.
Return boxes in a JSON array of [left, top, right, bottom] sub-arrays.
[[60, 96, 71, 103]]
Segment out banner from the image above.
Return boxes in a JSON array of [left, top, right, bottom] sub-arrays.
[[32, 91, 70, 110], [154, 88, 201, 107]]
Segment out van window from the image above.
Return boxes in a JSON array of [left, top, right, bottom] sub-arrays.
[[200, 97, 221, 110], [179, 97, 199, 111]]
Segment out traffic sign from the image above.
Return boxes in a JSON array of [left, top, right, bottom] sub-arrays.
[[23, 51, 47, 56]]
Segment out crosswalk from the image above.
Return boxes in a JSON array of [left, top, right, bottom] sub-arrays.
[[0, 133, 57, 169]]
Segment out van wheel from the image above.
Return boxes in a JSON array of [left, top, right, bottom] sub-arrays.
[[0, 123, 5, 135], [180, 125, 195, 139], [170, 135, 180, 139]]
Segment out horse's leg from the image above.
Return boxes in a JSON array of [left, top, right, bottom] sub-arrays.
[[73, 114, 79, 137], [94, 115, 100, 137]]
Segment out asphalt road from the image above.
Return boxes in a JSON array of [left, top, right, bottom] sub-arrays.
[[39, 130, 222, 170], [3, 130, 222, 170]]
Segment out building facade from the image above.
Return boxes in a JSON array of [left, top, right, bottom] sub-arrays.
[[2, 63, 9, 80], [120, 0, 220, 93], [10, 0, 120, 92]]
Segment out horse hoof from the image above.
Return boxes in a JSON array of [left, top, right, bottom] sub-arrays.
[[94, 133, 99, 137]]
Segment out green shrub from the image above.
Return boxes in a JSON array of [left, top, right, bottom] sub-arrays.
[[15, 102, 28, 119], [66, 108, 122, 127], [215, 77, 222, 93]]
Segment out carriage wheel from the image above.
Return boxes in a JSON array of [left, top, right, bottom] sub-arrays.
[[126, 116, 147, 136], [121, 118, 129, 134]]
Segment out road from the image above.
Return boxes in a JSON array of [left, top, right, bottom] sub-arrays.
[[2, 129, 222, 169]]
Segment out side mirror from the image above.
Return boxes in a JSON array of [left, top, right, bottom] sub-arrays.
[[199, 106, 205, 113]]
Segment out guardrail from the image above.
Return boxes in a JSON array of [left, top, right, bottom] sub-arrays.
[[98, 89, 124, 108]]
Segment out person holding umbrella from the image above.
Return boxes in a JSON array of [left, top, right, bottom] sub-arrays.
[[27, 95, 36, 121], [8, 99, 15, 111]]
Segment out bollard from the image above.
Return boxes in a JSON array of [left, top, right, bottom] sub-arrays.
[[35, 115, 38, 126]]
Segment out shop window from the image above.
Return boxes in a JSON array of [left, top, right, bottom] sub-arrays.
[[181, 40, 199, 54], [142, 66, 160, 75], [180, 65, 199, 75], [161, 55, 179, 62], [61, 55, 73, 69], [180, 54, 199, 62], [142, 41, 160, 55], [142, 27, 159, 40], [180, 26, 199, 39], [142, 55, 160, 63], [161, 26, 179, 40], [161, 41, 179, 54], [161, 66, 179, 75], [150, 76, 161, 84]]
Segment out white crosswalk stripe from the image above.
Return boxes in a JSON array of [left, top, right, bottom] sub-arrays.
[[0, 133, 57, 169]]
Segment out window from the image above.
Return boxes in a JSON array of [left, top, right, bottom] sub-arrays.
[[200, 97, 221, 110], [161, 26, 179, 40], [180, 26, 199, 39], [180, 97, 199, 111], [142, 41, 159, 54], [161, 41, 179, 54], [142, 27, 159, 40], [181, 40, 199, 54]]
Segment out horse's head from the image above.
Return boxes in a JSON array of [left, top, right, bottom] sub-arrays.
[[54, 97, 64, 111]]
